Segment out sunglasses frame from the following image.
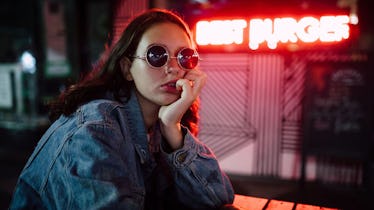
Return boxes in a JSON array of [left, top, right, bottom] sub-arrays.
[[132, 44, 200, 71]]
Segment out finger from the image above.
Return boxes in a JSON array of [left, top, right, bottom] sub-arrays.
[[183, 69, 202, 81], [176, 78, 193, 96], [184, 71, 207, 96]]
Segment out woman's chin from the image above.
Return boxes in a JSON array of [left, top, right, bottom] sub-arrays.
[[161, 95, 180, 106]]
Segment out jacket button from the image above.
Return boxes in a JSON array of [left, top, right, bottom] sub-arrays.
[[177, 152, 187, 163]]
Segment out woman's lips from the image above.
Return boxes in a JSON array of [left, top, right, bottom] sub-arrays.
[[161, 80, 180, 93]]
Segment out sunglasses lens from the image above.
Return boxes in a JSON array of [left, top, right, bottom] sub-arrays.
[[178, 48, 198, 69], [146, 45, 168, 67]]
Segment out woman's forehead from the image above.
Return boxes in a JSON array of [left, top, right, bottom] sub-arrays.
[[139, 22, 191, 47]]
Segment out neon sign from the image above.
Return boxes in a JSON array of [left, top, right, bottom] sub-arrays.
[[195, 15, 353, 50]]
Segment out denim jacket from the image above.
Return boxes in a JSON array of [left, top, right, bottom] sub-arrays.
[[9, 91, 234, 210]]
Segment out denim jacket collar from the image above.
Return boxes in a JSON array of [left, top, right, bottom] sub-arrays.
[[122, 89, 161, 165]]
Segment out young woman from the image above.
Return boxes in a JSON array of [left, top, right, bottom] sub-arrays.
[[9, 8, 234, 209]]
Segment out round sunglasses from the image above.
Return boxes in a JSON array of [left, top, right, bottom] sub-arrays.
[[132, 44, 200, 71]]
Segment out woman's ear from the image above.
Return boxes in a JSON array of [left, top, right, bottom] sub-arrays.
[[120, 57, 133, 81]]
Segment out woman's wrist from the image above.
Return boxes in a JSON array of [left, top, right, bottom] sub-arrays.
[[160, 123, 184, 151]]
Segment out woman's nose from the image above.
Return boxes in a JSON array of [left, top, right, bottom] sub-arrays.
[[165, 59, 185, 76]]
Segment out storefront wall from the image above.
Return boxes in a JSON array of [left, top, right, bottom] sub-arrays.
[[198, 52, 368, 186], [198, 53, 287, 177]]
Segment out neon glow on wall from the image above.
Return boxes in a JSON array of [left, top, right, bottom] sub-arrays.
[[195, 15, 355, 50]]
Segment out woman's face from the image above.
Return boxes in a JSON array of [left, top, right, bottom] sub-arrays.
[[128, 22, 193, 108]]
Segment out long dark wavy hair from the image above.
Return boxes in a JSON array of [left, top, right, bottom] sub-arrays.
[[49, 8, 200, 135]]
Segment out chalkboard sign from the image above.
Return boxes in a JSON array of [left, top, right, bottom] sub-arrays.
[[303, 60, 371, 160]]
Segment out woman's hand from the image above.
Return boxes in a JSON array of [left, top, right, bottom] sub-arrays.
[[158, 69, 207, 150]]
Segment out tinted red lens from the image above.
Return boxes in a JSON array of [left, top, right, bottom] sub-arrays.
[[178, 48, 198, 69]]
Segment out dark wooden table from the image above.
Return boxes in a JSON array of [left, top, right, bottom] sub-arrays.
[[222, 194, 339, 210]]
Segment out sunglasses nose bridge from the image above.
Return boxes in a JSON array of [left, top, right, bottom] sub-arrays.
[[165, 57, 186, 76], [167, 56, 182, 70]]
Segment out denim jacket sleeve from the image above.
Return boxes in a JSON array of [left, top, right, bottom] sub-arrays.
[[9, 105, 147, 210], [160, 126, 235, 209]]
